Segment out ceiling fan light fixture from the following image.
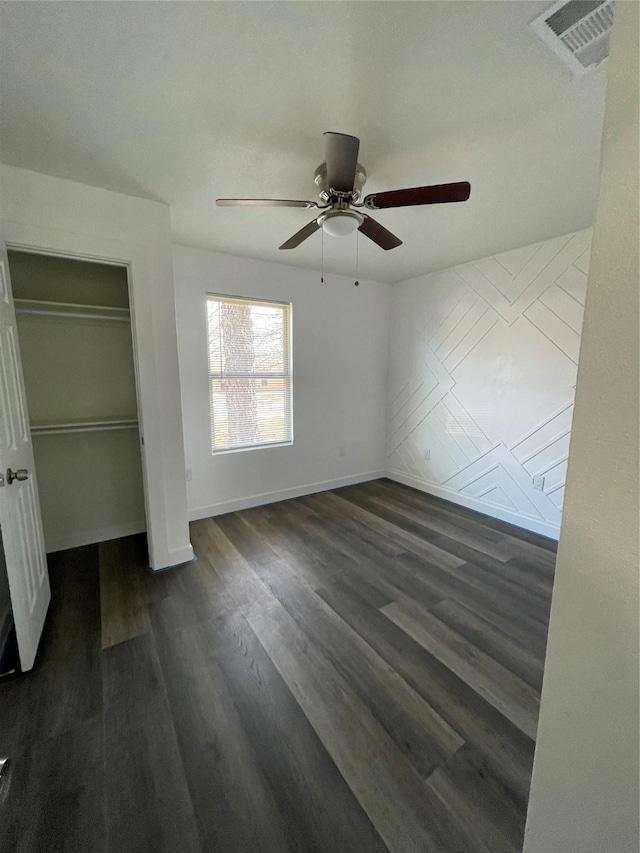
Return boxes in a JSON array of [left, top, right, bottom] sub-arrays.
[[319, 210, 363, 238]]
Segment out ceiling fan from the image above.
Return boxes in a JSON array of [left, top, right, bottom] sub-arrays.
[[217, 132, 471, 251]]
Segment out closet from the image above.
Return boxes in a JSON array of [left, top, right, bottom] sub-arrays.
[[7, 251, 146, 553]]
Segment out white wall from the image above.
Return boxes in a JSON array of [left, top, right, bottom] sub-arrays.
[[172, 245, 390, 519], [524, 1, 640, 850], [0, 165, 192, 569], [386, 228, 592, 538]]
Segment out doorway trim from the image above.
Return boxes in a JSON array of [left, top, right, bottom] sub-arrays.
[[0, 218, 193, 569]]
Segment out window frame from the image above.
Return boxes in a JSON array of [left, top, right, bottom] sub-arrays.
[[205, 292, 293, 455]]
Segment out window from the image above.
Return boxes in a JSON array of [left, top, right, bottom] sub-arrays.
[[206, 294, 292, 453]]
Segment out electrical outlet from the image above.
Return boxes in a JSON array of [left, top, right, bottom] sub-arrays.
[[533, 475, 545, 491], [186, 468, 192, 482], [423, 449, 431, 462], [338, 446, 346, 457]]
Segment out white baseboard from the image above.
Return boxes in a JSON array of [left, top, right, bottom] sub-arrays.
[[188, 470, 386, 522], [45, 521, 147, 554], [385, 470, 560, 540]]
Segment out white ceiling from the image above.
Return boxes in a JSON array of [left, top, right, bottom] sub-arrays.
[[0, 1, 608, 284]]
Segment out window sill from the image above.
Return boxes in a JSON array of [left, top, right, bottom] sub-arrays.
[[211, 440, 294, 457]]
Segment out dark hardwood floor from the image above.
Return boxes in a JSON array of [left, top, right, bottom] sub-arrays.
[[0, 479, 557, 853]]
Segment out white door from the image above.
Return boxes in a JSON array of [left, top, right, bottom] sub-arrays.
[[0, 241, 50, 672]]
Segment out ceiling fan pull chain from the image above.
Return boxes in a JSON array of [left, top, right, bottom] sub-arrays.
[[321, 227, 324, 283], [354, 231, 360, 287]]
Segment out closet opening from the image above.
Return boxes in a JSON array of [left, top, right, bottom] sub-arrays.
[[6, 250, 148, 557]]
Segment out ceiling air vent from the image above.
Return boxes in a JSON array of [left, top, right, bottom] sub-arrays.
[[530, 0, 614, 77]]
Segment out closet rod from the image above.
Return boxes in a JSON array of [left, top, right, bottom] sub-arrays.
[[31, 418, 139, 436], [14, 299, 130, 323]]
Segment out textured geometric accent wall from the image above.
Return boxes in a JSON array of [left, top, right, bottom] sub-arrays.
[[386, 229, 591, 538]]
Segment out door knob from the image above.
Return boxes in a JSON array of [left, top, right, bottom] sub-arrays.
[[6, 468, 28, 485]]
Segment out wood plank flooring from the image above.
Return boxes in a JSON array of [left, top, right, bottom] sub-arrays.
[[0, 479, 557, 852]]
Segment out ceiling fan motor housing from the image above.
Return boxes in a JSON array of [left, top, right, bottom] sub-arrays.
[[314, 162, 367, 200]]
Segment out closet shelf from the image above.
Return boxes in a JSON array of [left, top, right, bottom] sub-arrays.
[[31, 417, 139, 436], [14, 299, 130, 323]]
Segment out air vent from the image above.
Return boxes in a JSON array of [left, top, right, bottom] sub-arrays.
[[530, 0, 614, 76]]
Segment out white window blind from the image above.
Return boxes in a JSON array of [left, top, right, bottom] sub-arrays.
[[206, 294, 292, 453]]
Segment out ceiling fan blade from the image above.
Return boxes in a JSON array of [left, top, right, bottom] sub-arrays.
[[363, 181, 471, 210], [217, 198, 319, 208], [279, 218, 321, 250], [324, 132, 360, 194], [358, 215, 402, 251]]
